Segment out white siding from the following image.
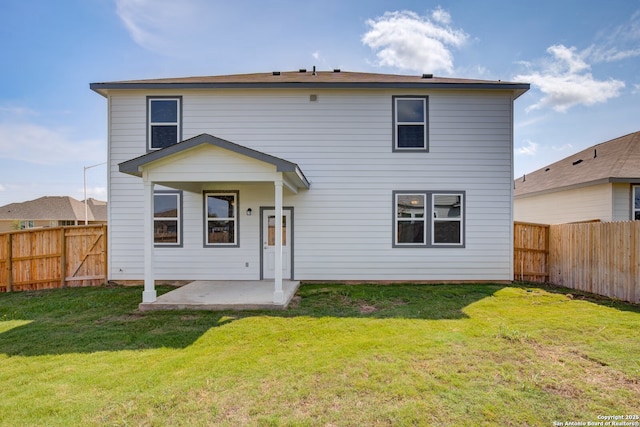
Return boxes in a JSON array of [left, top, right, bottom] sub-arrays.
[[514, 183, 614, 224], [107, 88, 515, 281], [612, 183, 632, 221]]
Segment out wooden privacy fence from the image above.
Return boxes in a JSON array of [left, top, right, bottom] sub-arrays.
[[514, 222, 550, 283], [0, 225, 107, 292], [514, 221, 640, 304]]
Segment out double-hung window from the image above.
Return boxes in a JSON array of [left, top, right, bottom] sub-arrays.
[[394, 191, 464, 247], [432, 194, 463, 245], [148, 97, 181, 150], [393, 96, 428, 151], [204, 191, 238, 246], [633, 185, 640, 220], [154, 191, 181, 246]]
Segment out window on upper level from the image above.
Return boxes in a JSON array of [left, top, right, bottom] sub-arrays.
[[393, 191, 464, 247], [148, 97, 181, 150], [393, 96, 428, 151], [154, 191, 182, 246]]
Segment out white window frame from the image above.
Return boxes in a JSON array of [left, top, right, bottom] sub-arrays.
[[20, 220, 34, 230], [148, 97, 181, 151], [393, 96, 428, 151], [393, 191, 465, 248], [154, 191, 182, 247], [204, 191, 239, 247]]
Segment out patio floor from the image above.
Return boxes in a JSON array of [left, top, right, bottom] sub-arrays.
[[138, 280, 301, 311]]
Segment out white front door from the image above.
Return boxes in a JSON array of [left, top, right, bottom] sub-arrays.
[[262, 209, 291, 279]]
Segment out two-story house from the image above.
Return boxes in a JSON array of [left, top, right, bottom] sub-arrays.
[[90, 70, 529, 305]]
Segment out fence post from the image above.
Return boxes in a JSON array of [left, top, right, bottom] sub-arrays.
[[6, 233, 12, 292], [102, 224, 108, 285], [60, 228, 67, 288]]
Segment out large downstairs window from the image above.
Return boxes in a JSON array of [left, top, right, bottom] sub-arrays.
[[154, 191, 182, 246], [204, 191, 238, 247], [148, 97, 181, 150], [393, 191, 465, 247], [393, 96, 428, 151]]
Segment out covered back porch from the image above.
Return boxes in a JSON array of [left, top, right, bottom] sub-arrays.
[[118, 134, 310, 308], [138, 280, 301, 311]]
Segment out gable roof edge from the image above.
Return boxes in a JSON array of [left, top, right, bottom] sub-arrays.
[[118, 134, 310, 188]]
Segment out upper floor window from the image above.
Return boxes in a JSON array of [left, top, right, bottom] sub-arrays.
[[148, 97, 181, 150], [154, 191, 182, 246], [393, 96, 428, 151], [633, 185, 640, 220]]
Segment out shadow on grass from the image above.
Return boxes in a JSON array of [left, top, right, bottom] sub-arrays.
[[514, 280, 640, 314], [2, 282, 637, 357], [0, 283, 507, 357]]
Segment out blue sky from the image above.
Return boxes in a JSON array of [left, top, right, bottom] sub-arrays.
[[1, 0, 639, 206]]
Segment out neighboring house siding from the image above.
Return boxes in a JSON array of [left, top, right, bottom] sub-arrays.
[[514, 183, 614, 224], [108, 89, 514, 281], [612, 183, 632, 221]]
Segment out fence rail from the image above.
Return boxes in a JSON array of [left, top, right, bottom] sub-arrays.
[[514, 220, 640, 304], [0, 225, 107, 292]]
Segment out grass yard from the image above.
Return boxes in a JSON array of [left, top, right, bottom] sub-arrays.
[[0, 282, 639, 426]]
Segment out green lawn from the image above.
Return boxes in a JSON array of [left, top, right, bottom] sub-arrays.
[[0, 282, 638, 426]]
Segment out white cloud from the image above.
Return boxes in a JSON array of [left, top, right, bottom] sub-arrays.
[[0, 122, 104, 165], [0, 184, 5, 192], [552, 143, 574, 152], [362, 9, 468, 74], [516, 140, 539, 156], [589, 10, 640, 62], [115, 0, 203, 54], [514, 44, 625, 112]]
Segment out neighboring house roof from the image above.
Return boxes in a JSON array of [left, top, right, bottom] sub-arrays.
[[119, 133, 311, 190], [0, 196, 108, 222], [514, 131, 640, 198], [90, 69, 529, 98]]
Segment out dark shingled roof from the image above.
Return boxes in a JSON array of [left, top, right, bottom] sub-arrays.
[[90, 70, 529, 98], [514, 131, 640, 198]]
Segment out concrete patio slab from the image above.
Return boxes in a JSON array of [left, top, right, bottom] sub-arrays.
[[138, 280, 300, 311]]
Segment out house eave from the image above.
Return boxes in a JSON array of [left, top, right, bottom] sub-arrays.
[[514, 177, 639, 199], [90, 81, 530, 98]]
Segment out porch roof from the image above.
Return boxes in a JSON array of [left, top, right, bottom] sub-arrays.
[[119, 133, 310, 191]]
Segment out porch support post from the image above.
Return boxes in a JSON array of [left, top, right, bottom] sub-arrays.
[[142, 174, 156, 303], [273, 178, 284, 304]]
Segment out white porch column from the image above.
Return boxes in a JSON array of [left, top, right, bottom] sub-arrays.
[[273, 179, 284, 304], [142, 175, 156, 303]]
